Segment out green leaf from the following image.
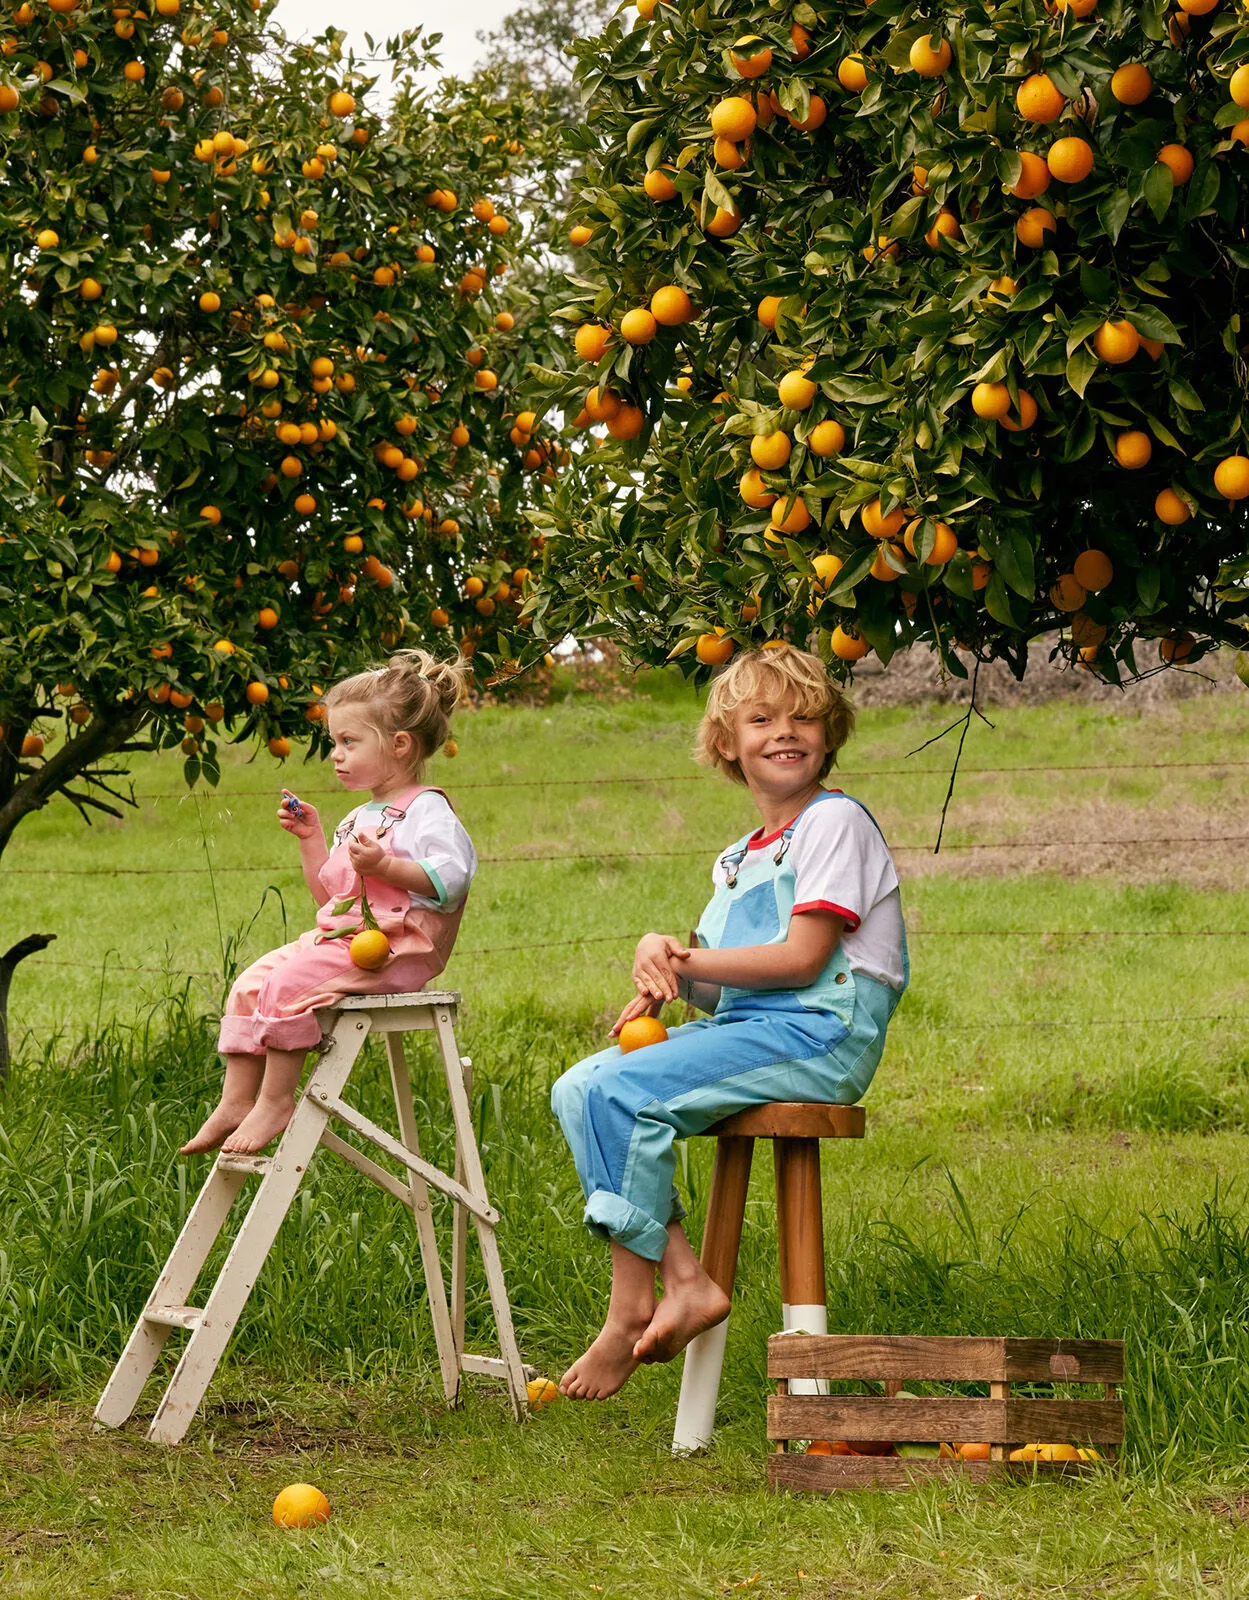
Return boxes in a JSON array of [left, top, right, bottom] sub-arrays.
[[1065, 346, 1097, 399], [1142, 161, 1174, 222], [1097, 188, 1130, 243]]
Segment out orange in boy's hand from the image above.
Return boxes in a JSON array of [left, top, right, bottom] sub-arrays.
[[618, 1016, 668, 1053], [349, 930, 390, 970]]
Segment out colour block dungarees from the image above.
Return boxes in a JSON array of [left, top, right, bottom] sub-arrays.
[[551, 791, 909, 1262], [218, 784, 465, 1056]]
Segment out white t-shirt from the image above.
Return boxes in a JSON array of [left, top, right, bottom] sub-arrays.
[[729, 793, 906, 990], [335, 791, 477, 912]]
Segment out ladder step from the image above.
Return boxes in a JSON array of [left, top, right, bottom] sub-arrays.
[[461, 1353, 538, 1382], [216, 1154, 273, 1175], [142, 1304, 204, 1330]]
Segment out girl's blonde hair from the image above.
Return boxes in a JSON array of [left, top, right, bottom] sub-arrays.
[[693, 643, 855, 785], [322, 648, 468, 778]]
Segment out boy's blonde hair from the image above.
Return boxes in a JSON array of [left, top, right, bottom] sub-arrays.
[[322, 648, 468, 778], [693, 643, 855, 785]]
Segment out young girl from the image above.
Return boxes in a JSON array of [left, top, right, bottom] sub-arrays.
[[551, 643, 908, 1399], [181, 649, 476, 1157]]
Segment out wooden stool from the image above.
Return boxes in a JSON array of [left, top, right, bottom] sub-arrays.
[[95, 991, 530, 1445], [672, 1101, 865, 1453]]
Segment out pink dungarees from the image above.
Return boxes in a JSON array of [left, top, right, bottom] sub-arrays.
[[217, 784, 466, 1056]]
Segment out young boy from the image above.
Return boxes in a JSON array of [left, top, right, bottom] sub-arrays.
[[550, 643, 908, 1399]]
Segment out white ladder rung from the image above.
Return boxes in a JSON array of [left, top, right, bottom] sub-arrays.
[[143, 1304, 204, 1330], [461, 1353, 538, 1382], [216, 1154, 273, 1175]]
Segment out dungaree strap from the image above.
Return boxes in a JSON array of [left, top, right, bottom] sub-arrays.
[[719, 788, 848, 886]]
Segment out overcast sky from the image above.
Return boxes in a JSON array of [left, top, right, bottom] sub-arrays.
[[270, 0, 520, 90]]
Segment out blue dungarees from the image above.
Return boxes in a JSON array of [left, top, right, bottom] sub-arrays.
[[551, 792, 909, 1261]]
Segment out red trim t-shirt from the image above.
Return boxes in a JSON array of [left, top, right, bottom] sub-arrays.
[[784, 795, 905, 989]]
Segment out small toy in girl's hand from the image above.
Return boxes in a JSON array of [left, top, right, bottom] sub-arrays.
[[281, 790, 303, 817]]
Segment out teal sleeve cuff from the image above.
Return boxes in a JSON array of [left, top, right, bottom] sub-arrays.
[[415, 858, 447, 905]]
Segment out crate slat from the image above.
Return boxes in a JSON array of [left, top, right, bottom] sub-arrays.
[[766, 1335, 1124, 1384], [768, 1454, 1100, 1493], [767, 1395, 1124, 1443]]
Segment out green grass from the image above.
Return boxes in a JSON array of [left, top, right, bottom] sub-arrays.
[[2, 673, 1248, 1596]]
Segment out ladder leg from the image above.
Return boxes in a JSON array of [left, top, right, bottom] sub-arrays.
[[94, 1164, 250, 1430], [450, 1055, 471, 1354], [384, 1032, 460, 1404], [146, 1014, 370, 1444], [431, 1008, 529, 1418], [774, 1136, 828, 1398]]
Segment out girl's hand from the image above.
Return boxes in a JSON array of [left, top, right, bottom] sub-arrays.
[[632, 932, 689, 1002], [277, 793, 321, 840], [347, 833, 388, 877], [610, 993, 663, 1038]]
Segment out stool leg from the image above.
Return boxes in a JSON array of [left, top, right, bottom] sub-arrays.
[[672, 1135, 753, 1453], [774, 1137, 828, 1398]]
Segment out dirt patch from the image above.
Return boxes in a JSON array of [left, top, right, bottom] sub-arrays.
[[850, 637, 1244, 709]]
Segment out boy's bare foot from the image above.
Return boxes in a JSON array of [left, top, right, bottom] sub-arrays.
[[220, 1100, 294, 1155], [179, 1101, 254, 1155], [559, 1313, 653, 1400], [633, 1273, 730, 1365]]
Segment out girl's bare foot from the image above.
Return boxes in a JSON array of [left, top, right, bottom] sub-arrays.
[[179, 1100, 254, 1155], [633, 1274, 730, 1365], [559, 1312, 653, 1400], [220, 1099, 294, 1155]]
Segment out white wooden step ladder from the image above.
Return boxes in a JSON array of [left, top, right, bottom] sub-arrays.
[[94, 991, 530, 1445]]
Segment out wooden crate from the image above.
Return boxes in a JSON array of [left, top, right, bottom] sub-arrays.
[[767, 1334, 1124, 1492]]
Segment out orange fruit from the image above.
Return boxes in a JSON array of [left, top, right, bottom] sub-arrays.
[[294, 492, 316, 514], [1016, 208, 1057, 247], [21, 732, 45, 757], [269, 736, 291, 758], [643, 167, 678, 202], [1073, 549, 1113, 591], [751, 430, 791, 470], [1160, 632, 1195, 663], [1071, 612, 1107, 649], [1009, 151, 1051, 199], [956, 1442, 991, 1461], [812, 553, 845, 590], [786, 94, 826, 133], [1157, 144, 1193, 186], [1049, 573, 1086, 611], [621, 307, 657, 345], [651, 285, 693, 325], [830, 624, 870, 661], [245, 681, 269, 705], [739, 468, 778, 508], [272, 1484, 330, 1528], [860, 498, 905, 538], [837, 55, 867, 92], [607, 403, 645, 440], [757, 294, 783, 329], [808, 419, 845, 456], [709, 96, 757, 141], [1232, 63, 1249, 108], [1114, 430, 1151, 469], [704, 203, 743, 237], [999, 390, 1038, 431], [729, 36, 772, 78], [618, 1015, 669, 1051], [972, 381, 1011, 419], [527, 1377, 560, 1409], [1111, 63, 1151, 105], [908, 34, 951, 77], [870, 541, 905, 580], [349, 929, 390, 970], [1214, 454, 1249, 499], [258, 607, 279, 629], [770, 495, 811, 534], [569, 223, 593, 245], [328, 89, 355, 118], [904, 518, 958, 565], [777, 369, 816, 409], [1047, 136, 1094, 183], [1094, 319, 1139, 364], [574, 323, 611, 361], [1016, 73, 1065, 123], [1154, 487, 1191, 525]]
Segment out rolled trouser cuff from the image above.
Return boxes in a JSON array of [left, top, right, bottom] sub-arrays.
[[584, 1189, 670, 1262], [217, 1009, 323, 1055]]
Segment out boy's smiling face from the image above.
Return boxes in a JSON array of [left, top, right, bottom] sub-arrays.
[[715, 694, 829, 806]]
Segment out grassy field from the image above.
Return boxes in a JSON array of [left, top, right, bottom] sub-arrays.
[[2, 671, 1248, 1597]]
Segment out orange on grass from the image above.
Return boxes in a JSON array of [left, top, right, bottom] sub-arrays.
[[621, 307, 657, 345], [999, 390, 1038, 431], [1157, 144, 1193, 186], [1111, 63, 1151, 104], [349, 929, 390, 970], [1094, 319, 1139, 364], [860, 498, 905, 538], [1155, 487, 1191, 525], [1016, 73, 1065, 123], [574, 323, 611, 361], [971, 381, 1011, 420], [651, 285, 693, 325], [1047, 136, 1094, 183], [618, 1015, 670, 1051], [808, 419, 845, 456], [1049, 573, 1087, 611], [527, 1376, 560, 1409], [1114, 429, 1152, 469], [1016, 208, 1057, 247], [1214, 454, 1249, 499], [272, 1485, 331, 1528], [1073, 549, 1113, 591], [830, 624, 870, 661], [751, 430, 791, 470], [740, 468, 778, 508]]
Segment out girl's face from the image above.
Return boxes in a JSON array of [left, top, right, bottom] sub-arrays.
[[716, 695, 828, 802], [327, 711, 414, 792]]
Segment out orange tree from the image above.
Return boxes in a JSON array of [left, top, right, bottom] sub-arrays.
[[524, 0, 1249, 680]]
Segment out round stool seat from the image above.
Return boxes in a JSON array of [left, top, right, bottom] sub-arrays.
[[707, 1102, 865, 1140]]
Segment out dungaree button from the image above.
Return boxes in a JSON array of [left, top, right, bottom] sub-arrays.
[[835, 972, 848, 984]]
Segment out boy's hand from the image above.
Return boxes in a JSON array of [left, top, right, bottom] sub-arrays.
[[632, 932, 689, 1002], [348, 833, 388, 876], [610, 993, 663, 1038], [277, 793, 321, 840]]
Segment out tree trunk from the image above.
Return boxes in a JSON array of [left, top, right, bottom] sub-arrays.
[[0, 933, 56, 1085]]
